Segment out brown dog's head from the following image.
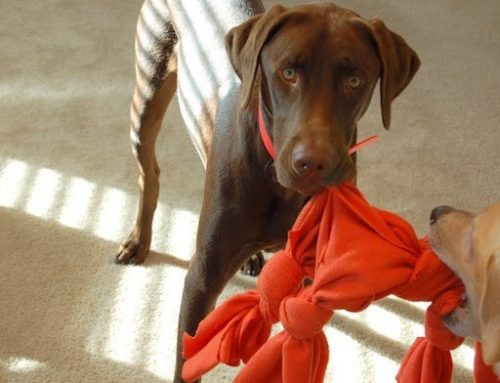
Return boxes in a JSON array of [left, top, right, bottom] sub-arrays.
[[429, 203, 500, 367], [225, 2, 420, 195]]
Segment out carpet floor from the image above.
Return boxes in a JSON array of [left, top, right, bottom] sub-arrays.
[[1, 0, 499, 382]]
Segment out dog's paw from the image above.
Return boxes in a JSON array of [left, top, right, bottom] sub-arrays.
[[114, 235, 149, 265], [240, 252, 266, 277]]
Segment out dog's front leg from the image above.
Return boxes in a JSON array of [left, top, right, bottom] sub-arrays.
[[173, 177, 262, 382], [174, 243, 257, 382]]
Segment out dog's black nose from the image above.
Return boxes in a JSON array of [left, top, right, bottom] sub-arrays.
[[430, 205, 455, 224], [292, 142, 333, 177]]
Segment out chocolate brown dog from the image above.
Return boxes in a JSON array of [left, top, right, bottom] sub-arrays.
[[429, 203, 500, 377], [114, 1, 419, 381]]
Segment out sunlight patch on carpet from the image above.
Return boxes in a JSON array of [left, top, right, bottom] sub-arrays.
[[452, 342, 475, 374], [25, 168, 61, 218], [360, 304, 404, 340], [83, 264, 186, 380], [153, 203, 198, 261], [332, 300, 473, 376], [94, 186, 130, 241], [0, 158, 29, 208], [0, 155, 198, 260], [342, 302, 411, 340], [103, 266, 153, 365], [325, 325, 367, 381], [59, 176, 96, 229], [1, 357, 45, 374], [144, 266, 186, 379]]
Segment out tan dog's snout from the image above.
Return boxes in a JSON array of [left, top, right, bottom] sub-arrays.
[[429, 205, 455, 224], [429, 202, 500, 370]]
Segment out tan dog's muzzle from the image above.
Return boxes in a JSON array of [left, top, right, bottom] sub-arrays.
[[429, 202, 500, 369]]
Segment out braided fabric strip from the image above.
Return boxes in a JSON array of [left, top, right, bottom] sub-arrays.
[[182, 183, 498, 382]]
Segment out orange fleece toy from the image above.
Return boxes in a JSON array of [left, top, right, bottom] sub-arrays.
[[181, 183, 498, 382]]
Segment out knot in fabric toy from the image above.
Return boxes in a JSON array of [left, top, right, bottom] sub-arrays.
[[280, 296, 332, 340], [258, 251, 305, 323], [424, 291, 464, 350]]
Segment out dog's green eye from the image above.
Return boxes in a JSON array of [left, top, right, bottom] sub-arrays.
[[348, 75, 361, 88], [282, 67, 297, 82]]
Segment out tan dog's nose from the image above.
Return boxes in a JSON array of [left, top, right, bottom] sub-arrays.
[[430, 205, 455, 224], [292, 142, 333, 177]]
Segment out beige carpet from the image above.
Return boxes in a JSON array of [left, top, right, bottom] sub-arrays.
[[1, 0, 499, 382]]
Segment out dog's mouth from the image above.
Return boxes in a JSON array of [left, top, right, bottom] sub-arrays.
[[289, 180, 326, 196], [440, 291, 480, 339], [428, 209, 478, 339], [442, 291, 469, 316], [427, 227, 441, 256]]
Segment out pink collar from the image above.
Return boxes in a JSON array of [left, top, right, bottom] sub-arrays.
[[258, 103, 378, 160]]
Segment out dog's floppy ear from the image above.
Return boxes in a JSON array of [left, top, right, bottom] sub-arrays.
[[225, 5, 289, 109], [367, 19, 420, 129], [479, 250, 500, 364]]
